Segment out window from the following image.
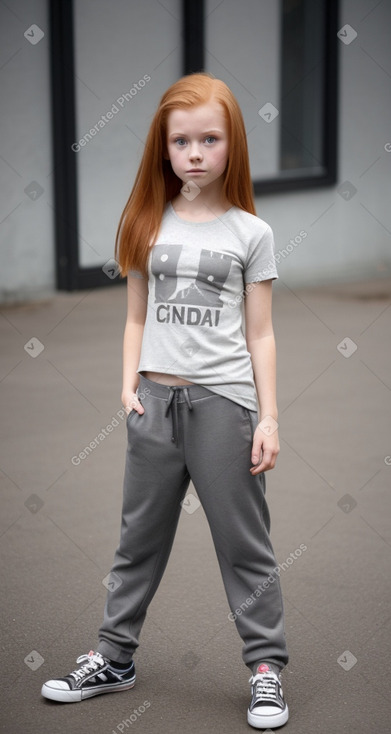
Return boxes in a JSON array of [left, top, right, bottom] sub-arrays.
[[50, 0, 338, 290]]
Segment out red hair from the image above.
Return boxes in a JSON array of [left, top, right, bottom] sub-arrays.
[[114, 72, 256, 277]]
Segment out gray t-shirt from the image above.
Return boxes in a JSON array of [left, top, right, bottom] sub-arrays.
[[130, 202, 278, 411]]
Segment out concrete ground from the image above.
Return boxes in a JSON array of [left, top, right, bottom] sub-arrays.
[[1, 277, 390, 734]]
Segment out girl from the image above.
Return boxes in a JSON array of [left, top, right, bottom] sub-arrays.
[[41, 72, 289, 729]]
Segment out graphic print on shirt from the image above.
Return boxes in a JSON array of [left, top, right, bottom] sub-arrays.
[[151, 244, 234, 327]]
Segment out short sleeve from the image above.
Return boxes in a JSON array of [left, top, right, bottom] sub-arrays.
[[128, 269, 145, 279], [244, 225, 278, 284]]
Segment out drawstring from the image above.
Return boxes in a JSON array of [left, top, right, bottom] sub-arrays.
[[165, 386, 193, 446], [183, 388, 193, 410]]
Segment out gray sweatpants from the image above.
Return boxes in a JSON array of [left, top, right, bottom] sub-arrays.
[[97, 374, 288, 672]]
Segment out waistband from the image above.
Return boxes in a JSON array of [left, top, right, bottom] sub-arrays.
[[138, 373, 215, 402], [138, 374, 215, 447]]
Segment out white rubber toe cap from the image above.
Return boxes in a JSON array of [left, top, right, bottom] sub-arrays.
[[43, 680, 70, 691], [41, 680, 81, 703]]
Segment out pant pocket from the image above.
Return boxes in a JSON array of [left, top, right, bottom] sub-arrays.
[[246, 408, 259, 433], [126, 404, 142, 428]]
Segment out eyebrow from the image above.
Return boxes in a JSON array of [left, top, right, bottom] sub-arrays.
[[168, 129, 224, 137]]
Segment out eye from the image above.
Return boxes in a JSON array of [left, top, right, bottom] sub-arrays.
[[174, 137, 187, 146], [204, 135, 217, 144]]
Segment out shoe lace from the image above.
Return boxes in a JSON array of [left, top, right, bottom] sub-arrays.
[[252, 672, 279, 703], [69, 651, 104, 683]]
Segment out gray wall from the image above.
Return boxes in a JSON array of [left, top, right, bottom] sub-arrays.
[[0, 0, 390, 303], [261, 0, 391, 287], [206, 0, 282, 180], [1, 0, 54, 303], [73, 0, 182, 268]]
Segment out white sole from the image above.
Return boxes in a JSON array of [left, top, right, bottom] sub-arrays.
[[41, 678, 136, 703], [247, 704, 289, 729]]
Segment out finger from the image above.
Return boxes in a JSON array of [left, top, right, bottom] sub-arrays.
[[124, 399, 136, 414], [251, 437, 264, 466], [125, 396, 145, 415], [126, 406, 145, 416], [250, 450, 276, 474]]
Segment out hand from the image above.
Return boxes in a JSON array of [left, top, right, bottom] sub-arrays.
[[121, 391, 145, 417], [250, 423, 280, 475]]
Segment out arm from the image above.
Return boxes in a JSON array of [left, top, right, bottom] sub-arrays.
[[244, 279, 280, 475], [121, 273, 148, 415]]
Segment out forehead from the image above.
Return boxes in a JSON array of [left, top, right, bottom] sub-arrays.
[[166, 101, 227, 132]]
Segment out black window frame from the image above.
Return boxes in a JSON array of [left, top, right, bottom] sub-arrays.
[[49, 0, 339, 291]]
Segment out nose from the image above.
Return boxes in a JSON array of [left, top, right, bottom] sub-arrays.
[[189, 142, 202, 161]]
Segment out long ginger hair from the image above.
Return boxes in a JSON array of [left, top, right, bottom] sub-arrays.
[[114, 72, 256, 278]]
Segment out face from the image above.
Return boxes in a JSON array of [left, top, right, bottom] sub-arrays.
[[166, 101, 229, 193]]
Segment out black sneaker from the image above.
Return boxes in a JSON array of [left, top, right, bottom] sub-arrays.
[[41, 650, 136, 703], [247, 663, 289, 729]]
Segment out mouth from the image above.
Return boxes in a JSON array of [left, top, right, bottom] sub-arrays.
[[187, 169, 206, 173]]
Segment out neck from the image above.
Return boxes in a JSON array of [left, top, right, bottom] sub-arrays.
[[171, 183, 231, 221]]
